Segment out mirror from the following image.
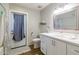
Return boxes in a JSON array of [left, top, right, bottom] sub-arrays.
[[53, 8, 77, 30]]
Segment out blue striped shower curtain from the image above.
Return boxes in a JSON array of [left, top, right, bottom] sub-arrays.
[[13, 13, 25, 41]]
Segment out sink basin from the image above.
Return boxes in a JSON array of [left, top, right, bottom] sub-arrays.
[[60, 33, 78, 40], [62, 33, 74, 37], [46, 32, 61, 36]]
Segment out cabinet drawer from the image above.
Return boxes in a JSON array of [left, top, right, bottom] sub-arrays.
[[67, 44, 79, 55]]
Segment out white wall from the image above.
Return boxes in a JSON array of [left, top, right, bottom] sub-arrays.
[[40, 3, 67, 32], [9, 4, 41, 45]]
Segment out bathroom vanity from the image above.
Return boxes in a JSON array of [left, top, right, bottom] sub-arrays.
[[40, 4, 79, 55], [40, 32, 79, 55]]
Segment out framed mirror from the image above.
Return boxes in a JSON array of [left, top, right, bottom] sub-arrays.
[[53, 7, 77, 30]]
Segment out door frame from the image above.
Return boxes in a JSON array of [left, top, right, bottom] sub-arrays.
[[9, 10, 29, 46]]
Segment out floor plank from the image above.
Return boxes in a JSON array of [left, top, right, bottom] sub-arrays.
[[20, 45, 44, 55]]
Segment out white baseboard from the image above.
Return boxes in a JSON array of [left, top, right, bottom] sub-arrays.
[[7, 46, 31, 55]]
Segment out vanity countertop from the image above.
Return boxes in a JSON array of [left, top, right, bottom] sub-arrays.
[[40, 32, 79, 47]]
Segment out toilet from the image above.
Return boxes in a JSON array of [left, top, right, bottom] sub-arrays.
[[33, 38, 40, 48], [31, 32, 40, 48]]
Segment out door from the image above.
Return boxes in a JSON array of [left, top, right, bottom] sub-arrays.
[[0, 4, 5, 55], [9, 12, 27, 49]]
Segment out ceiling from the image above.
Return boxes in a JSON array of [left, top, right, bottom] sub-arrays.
[[14, 3, 50, 11]]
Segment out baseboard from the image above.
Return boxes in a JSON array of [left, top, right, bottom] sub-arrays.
[[17, 47, 31, 55], [7, 46, 31, 55]]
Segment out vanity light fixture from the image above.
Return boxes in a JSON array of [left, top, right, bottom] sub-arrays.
[[53, 4, 79, 15]]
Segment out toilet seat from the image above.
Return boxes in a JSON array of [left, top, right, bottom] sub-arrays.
[[33, 38, 40, 42]]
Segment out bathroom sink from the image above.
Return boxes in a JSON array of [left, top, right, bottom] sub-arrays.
[[62, 33, 74, 37], [47, 32, 62, 37], [63, 35, 77, 40], [60, 33, 79, 40]]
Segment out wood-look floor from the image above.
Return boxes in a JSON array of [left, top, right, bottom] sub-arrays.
[[20, 45, 44, 55]]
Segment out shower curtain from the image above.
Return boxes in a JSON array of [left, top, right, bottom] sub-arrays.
[[13, 13, 25, 41]]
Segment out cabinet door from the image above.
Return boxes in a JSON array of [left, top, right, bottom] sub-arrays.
[[54, 40, 66, 55], [67, 44, 79, 55], [40, 35, 47, 54], [47, 38, 55, 55]]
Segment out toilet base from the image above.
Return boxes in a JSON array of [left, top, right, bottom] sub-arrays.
[[33, 38, 40, 49]]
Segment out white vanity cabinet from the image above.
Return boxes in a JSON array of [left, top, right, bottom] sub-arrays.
[[47, 38, 66, 55], [67, 44, 79, 55], [40, 35, 66, 55], [40, 33, 79, 55]]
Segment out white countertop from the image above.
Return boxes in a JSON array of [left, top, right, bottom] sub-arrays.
[[40, 32, 79, 46]]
